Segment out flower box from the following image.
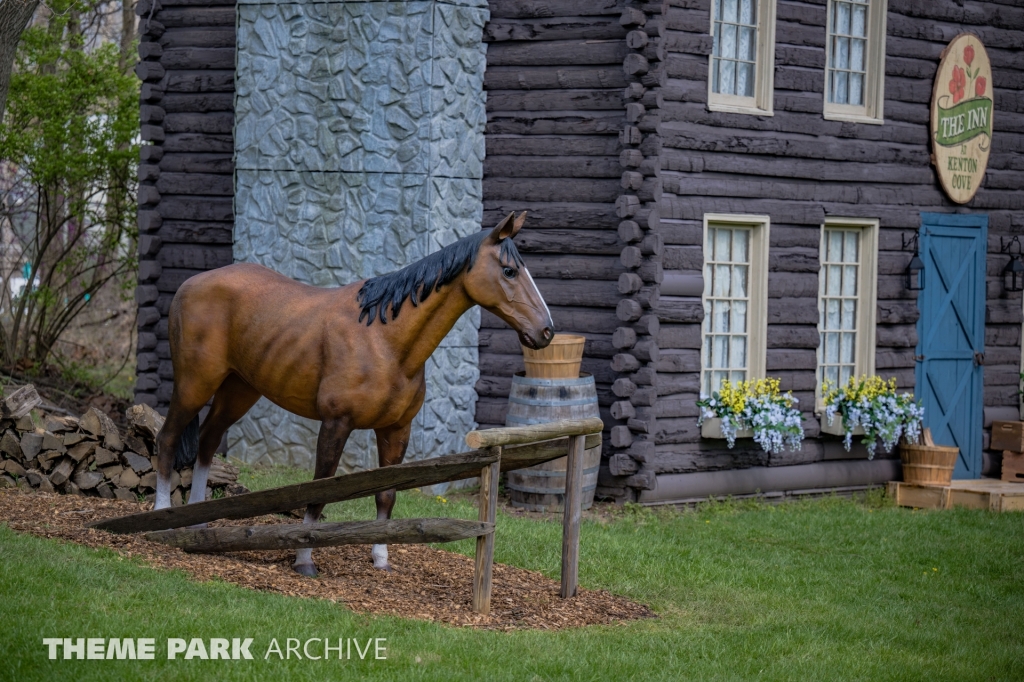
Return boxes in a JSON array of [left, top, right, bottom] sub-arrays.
[[819, 417, 866, 437], [701, 417, 753, 440]]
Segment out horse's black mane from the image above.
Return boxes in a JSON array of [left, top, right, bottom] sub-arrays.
[[357, 230, 524, 325]]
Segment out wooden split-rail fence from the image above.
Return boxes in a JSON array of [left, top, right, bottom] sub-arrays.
[[88, 418, 604, 614]]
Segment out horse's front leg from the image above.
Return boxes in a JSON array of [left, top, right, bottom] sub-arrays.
[[292, 417, 352, 577], [371, 421, 412, 571]]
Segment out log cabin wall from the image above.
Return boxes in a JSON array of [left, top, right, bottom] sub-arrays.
[[644, 0, 1024, 497], [134, 0, 237, 410], [474, 2, 631, 439]]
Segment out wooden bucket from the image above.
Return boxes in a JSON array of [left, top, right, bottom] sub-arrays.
[[505, 372, 602, 512], [900, 443, 959, 486], [521, 334, 586, 379]]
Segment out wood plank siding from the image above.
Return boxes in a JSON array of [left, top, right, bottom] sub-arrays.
[[134, 0, 237, 409]]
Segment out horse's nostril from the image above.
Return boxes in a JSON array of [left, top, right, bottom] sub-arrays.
[[542, 327, 553, 341]]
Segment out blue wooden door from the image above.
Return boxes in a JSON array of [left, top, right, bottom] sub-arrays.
[[915, 213, 987, 479]]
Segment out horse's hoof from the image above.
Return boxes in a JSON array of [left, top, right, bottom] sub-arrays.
[[373, 563, 393, 573], [292, 562, 318, 577]]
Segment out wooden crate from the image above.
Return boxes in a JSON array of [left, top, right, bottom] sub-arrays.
[[887, 479, 1024, 512], [990, 421, 1024, 453], [1003, 451, 1024, 483]]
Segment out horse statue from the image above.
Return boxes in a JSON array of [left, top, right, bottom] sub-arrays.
[[153, 212, 553, 576]]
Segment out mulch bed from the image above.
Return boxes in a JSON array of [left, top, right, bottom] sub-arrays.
[[0, 489, 655, 631]]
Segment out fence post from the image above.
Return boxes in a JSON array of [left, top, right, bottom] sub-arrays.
[[560, 434, 585, 598], [472, 447, 501, 614]]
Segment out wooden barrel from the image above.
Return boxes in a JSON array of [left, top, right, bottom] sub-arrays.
[[505, 372, 602, 512], [900, 443, 959, 486]]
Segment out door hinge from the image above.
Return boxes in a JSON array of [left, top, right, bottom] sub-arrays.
[[914, 354, 926, 362], [974, 352, 985, 366]]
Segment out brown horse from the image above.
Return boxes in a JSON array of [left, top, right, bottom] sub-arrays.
[[153, 212, 553, 575]]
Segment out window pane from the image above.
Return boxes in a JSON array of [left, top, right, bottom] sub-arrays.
[[835, 71, 848, 104], [839, 364, 853, 385], [825, 364, 839, 386], [841, 298, 856, 329], [713, 335, 729, 368], [732, 300, 747, 333], [850, 72, 864, 106], [722, 23, 737, 59], [733, 229, 749, 262], [826, 298, 840, 329], [826, 264, 842, 296], [730, 336, 747, 370], [714, 264, 731, 296], [732, 264, 748, 298], [851, 38, 865, 71], [852, 4, 867, 36], [836, 2, 850, 34], [841, 331, 855, 363], [825, 332, 839, 363], [741, 26, 756, 61], [843, 231, 859, 262], [716, 229, 732, 261], [740, 0, 756, 25], [723, 0, 738, 23], [842, 264, 858, 296], [827, 230, 843, 262], [714, 300, 731, 332], [737, 62, 753, 98]]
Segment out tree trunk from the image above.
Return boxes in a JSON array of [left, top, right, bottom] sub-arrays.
[[0, 0, 40, 124]]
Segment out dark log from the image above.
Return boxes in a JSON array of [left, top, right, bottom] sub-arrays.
[[489, 0, 621, 19], [487, 89, 624, 112], [90, 450, 501, 533], [484, 17, 625, 43], [146, 518, 494, 553], [655, 297, 703, 323], [484, 66, 627, 90], [487, 40, 629, 67]]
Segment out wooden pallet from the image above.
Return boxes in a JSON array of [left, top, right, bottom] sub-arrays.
[[887, 479, 1024, 512]]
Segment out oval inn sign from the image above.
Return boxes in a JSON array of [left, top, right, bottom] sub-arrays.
[[931, 34, 994, 204]]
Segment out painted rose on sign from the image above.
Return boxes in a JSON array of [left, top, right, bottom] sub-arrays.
[[931, 35, 994, 204], [949, 65, 966, 103]]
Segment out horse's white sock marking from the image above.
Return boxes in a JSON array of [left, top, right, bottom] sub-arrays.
[[188, 460, 210, 504], [372, 544, 389, 569], [293, 510, 318, 568], [155, 473, 172, 510]]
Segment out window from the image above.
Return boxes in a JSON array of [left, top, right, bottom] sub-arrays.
[[817, 219, 878, 407], [701, 215, 770, 396], [708, 0, 777, 115], [824, 0, 887, 123]]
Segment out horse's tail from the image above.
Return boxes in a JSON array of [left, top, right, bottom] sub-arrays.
[[174, 415, 200, 469]]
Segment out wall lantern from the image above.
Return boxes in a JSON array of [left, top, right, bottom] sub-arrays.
[[1002, 236, 1024, 293], [902, 232, 925, 291]]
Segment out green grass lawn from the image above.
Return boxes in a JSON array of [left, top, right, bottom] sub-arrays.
[[1, 464, 1022, 681]]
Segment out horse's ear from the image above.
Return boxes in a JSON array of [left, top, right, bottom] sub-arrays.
[[510, 211, 528, 238], [489, 212, 516, 242]]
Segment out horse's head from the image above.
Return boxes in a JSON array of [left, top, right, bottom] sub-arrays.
[[465, 212, 554, 350]]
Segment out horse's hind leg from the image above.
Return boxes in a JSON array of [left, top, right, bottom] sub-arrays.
[[155, 382, 219, 510], [188, 374, 261, 509], [293, 417, 352, 577], [371, 422, 412, 571]]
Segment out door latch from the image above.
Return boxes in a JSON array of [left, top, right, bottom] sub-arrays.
[[914, 354, 926, 362], [974, 352, 985, 366]]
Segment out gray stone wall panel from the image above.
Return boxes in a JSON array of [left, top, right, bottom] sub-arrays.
[[231, 0, 488, 474]]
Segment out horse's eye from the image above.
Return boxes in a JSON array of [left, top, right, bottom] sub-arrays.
[[502, 267, 518, 279]]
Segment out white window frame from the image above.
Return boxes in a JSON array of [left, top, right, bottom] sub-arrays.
[[822, 0, 888, 125], [701, 214, 770, 396], [815, 217, 879, 410], [707, 0, 777, 116]]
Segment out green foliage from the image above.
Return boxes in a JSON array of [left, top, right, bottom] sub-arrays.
[[0, 1, 138, 366]]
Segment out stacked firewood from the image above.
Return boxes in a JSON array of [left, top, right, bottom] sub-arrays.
[[0, 385, 246, 504]]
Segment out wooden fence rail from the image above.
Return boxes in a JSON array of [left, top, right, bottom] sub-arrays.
[[89, 418, 605, 615], [145, 518, 493, 553]]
